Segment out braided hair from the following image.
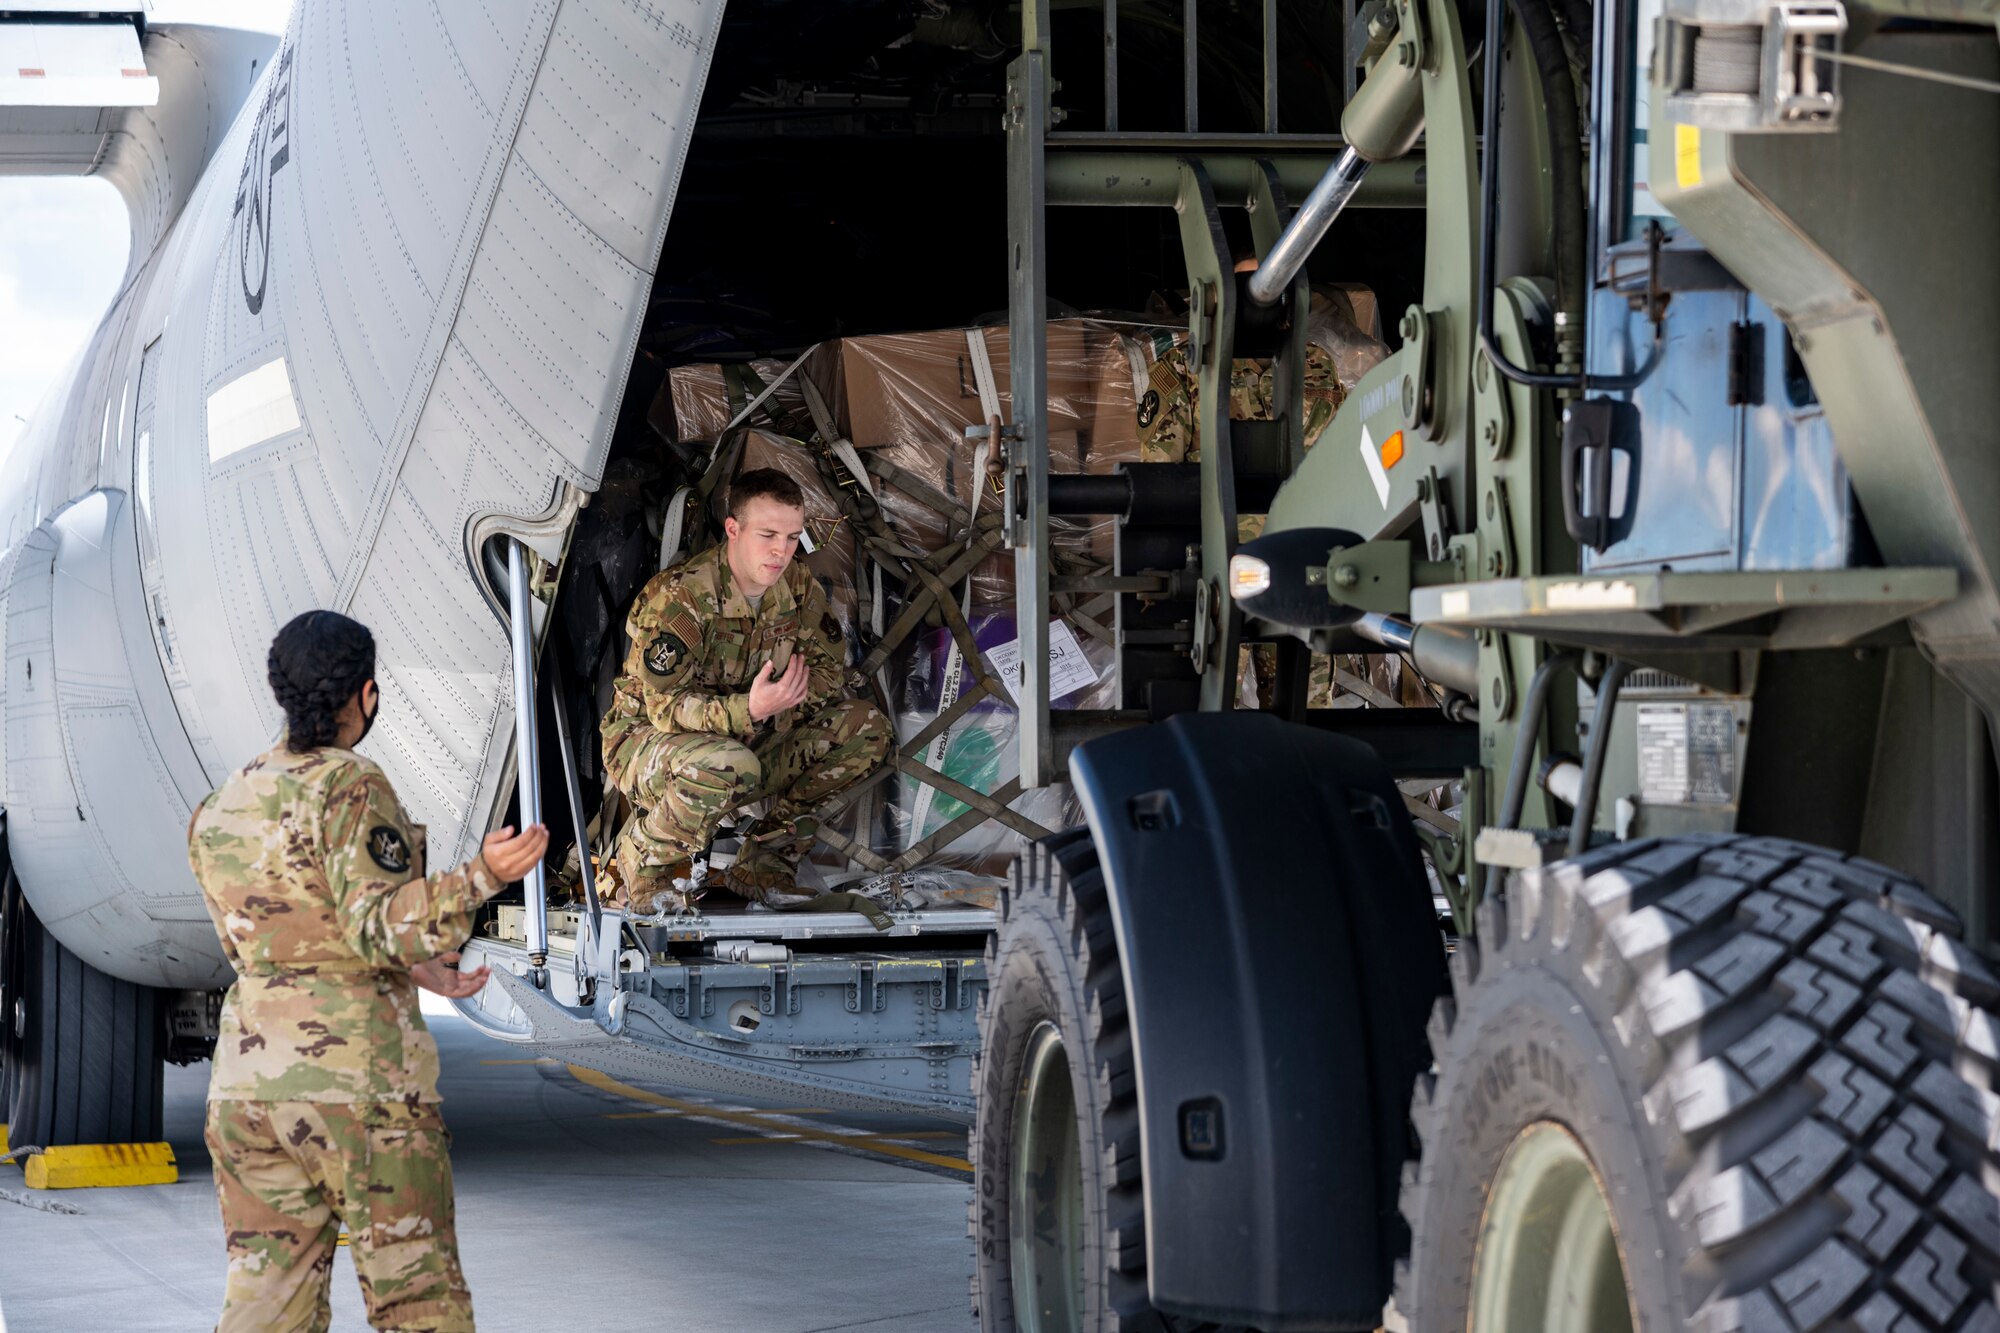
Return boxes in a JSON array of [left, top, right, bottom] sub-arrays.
[[267, 611, 376, 753]]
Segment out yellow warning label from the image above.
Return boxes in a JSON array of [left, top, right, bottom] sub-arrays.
[[1675, 124, 1703, 190]]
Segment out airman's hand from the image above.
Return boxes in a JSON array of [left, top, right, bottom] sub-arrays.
[[747, 655, 809, 722], [412, 951, 491, 999], [481, 823, 549, 882]]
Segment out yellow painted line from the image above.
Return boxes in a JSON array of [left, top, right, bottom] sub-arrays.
[[711, 1134, 802, 1145], [566, 1065, 971, 1173], [711, 1131, 960, 1147], [24, 1141, 177, 1190]]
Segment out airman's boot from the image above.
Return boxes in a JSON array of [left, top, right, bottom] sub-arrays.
[[721, 816, 818, 905], [616, 836, 693, 915]]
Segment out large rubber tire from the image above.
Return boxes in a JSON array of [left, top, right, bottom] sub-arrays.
[[970, 831, 1237, 1333], [1397, 833, 2000, 1331], [0, 866, 19, 1119], [1, 868, 165, 1149]]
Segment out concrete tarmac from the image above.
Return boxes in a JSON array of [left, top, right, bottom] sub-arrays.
[[0, 997, 974, 1332]]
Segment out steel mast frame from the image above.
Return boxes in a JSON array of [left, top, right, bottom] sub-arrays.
[[1003, 0, 1422, 787]]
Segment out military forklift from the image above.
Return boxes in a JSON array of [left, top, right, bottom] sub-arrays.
[[971, 0, 2000, 1328]]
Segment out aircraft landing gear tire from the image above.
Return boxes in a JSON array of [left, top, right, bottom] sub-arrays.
[[970, 831, 1240, 1333], [1396, 834, 2000, 1332], [1, 866, 165, 1149]]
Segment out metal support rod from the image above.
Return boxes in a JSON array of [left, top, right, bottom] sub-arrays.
[[1262, 0, 1279, 133], [1183, 0, 1199, 132], [507, 538, 550, 980], [1568, 659, 1634, 856], [1045, 152, 1423, 209], [1482, 650, 1579, 905], [1355, 611, 1417, 653], [1247, 146, 1369, 304], [1342, 0, 1359, 106], [547, 651, 602, 952], [1103, 0, 1118, 132], [1354, 613, 1481, 697], [1047, 471, 1133, 515], [1007, 53, 1055, 786], [1179, 161, 1243, 714]]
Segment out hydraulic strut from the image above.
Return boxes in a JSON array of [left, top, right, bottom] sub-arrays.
[[1245, 5, 1425, 306], [506, 538, 550, 988]]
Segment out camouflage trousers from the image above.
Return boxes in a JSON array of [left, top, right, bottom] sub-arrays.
[[608, 697, 893, 869], [205, 1098, 473, 1333]]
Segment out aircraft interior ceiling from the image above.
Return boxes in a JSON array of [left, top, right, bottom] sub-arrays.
[[642, 0, 1409, 362]]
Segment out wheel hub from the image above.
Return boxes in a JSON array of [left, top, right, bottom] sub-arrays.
[[1009, 1020, 1084, 1332], [1470, 1120, 1634, 1333]]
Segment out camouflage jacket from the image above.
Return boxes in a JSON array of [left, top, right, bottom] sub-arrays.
[[1138, 341, 1345, 465], [187, 744, 502, 1103], [602, 543, 847, 753]]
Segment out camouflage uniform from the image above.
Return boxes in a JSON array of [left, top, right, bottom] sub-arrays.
[[1136, 341, 1346, 467], [601, 543, 892, 902], [188, 744, 502, 1333]]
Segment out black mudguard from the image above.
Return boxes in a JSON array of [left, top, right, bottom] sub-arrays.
[[1069, 712, 1448, 1330]]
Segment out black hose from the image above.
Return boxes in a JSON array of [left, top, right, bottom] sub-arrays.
[[1512, 0, 1586, 354], [1479, 0, 1654, 391], [1481, 650, 1578, 906], [1568, 658, 1634, 855]]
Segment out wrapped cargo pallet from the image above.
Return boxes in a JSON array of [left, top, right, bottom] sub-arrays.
[[563, 291, 1436, 915], [644, 318, 1143, 902], [623, 298, 1413, 906]]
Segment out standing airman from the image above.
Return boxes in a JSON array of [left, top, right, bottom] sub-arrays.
[[188, 610, 548, 1332]]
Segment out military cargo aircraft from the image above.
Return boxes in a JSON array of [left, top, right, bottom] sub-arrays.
[[0, 0, 1055, 1149], [14, 3, 1997, 1330]]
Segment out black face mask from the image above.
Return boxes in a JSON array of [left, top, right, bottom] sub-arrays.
[[355, 691, 380, 745]]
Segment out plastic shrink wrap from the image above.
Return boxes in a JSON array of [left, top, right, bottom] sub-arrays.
[[663, 344, 843, 443], [881, 610, 1116, 875], [654, 302, 1393, 887]]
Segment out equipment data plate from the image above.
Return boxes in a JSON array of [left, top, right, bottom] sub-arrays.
[[1637, 702, 1736, 805]]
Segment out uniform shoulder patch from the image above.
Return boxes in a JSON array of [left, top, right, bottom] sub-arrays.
[[1136, 388, 1161, 428], [821, 611, 841, 641], [367, 825, 411, 874], [646, 631, 689, 676]]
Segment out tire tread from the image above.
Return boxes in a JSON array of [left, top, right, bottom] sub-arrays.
[[971, 835, 1237, 1333], [1397, 835, 2000, 1333]]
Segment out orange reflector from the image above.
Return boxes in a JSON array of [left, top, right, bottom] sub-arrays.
[[1379, 430, 1405, 470], [1228, 553, 1272, 598]]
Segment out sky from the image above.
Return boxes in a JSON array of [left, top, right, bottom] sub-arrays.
[[0, 0, 292, 467]]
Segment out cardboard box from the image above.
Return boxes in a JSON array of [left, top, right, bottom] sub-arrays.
[[837, 321, 1091, 450], [874, 430, 1084, 557], [1320, 283, 1380, 342], [666, 345, 842, 444]]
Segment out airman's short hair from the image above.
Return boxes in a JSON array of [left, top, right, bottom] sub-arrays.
[[728, 467, 805, 519]]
